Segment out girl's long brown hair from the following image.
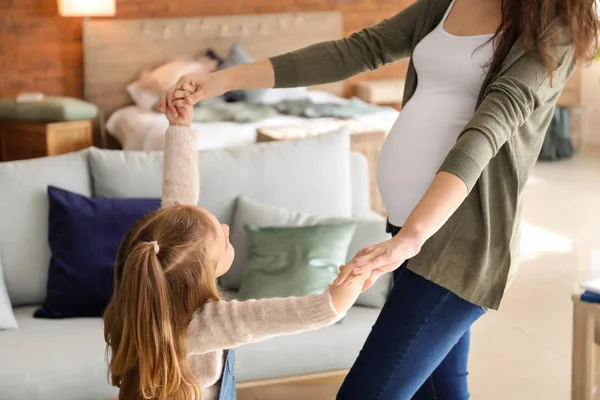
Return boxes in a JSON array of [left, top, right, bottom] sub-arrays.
[[489, 0, 599, 75], [104, 205, 222, 400]]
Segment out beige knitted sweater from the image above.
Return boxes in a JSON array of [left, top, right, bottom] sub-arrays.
[[163, 126, 341, 399]]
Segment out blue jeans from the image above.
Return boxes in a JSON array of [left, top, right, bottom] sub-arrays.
[[337, 226, 486, 400], [219, 349, 236, 399]]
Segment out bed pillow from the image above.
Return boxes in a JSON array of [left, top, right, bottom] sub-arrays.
[[126, 82, 161, 111], [237, 222, 356, 301], [0, 253, 18, 330], [34, 186, 160, 319], [138, 58, 218, 93], [228, 196, 392, 308], [220, 43, 269, 103]]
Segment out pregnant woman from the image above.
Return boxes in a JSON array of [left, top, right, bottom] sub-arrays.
[[158, 0, 598, 398]]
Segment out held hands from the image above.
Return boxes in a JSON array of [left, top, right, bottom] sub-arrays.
[[157, 59, 274, 118], [157, 73, 226, 119], [334, 231, 424, 292], [164, 85, 195, 127]]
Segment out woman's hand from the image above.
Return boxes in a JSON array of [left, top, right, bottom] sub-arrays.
[[334, 231, 423, 291], [157, 72, 228, 118]]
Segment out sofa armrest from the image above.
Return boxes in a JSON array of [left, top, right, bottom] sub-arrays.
[[348, 217, 393, 308], [350, 152, 371, 216], [354, 209, 385, 220]]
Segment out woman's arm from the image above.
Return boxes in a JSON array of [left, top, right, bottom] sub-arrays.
[[187, 275, 367, 354], [440, 42, 575, 192], [335, 172, 465, 289], [269, 0, 425, 88], [158, 0, 427, 115], [162, 102, 198, 208]]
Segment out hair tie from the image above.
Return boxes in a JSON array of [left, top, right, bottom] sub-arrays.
[[149, 241, 160, 255]]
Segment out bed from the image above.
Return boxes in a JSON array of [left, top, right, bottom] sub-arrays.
[[83, 12, 399, 151], [105, 90, 398, 151]]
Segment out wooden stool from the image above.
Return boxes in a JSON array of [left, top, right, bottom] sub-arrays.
[[572, 293, 600, 400], [0, 119, 93, 161]]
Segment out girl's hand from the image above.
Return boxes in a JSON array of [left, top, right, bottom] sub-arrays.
[[328, 272, 369, 314], [334, 232, 423, 291], [156, 72, 228, 118], [165, 89, 194, 127]]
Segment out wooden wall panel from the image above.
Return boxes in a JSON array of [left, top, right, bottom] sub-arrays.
[[0, 0, 414, 99]]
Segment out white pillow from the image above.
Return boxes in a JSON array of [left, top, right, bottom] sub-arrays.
[[139, 59, 217, 93], [0, 252, 18, 330], [126, 82, 160, 111], [227, 196, 392, 308], [259, 87, 309, 103]]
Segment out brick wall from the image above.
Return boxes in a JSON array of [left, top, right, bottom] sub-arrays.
[[0, 0, 412, 99]]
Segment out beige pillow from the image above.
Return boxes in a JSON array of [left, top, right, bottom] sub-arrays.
[[138, 57, 218, 93]]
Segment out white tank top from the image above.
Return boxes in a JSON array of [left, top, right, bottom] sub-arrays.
[[376, 0, 495, 226]]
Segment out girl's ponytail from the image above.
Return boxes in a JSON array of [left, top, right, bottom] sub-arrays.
[[105, 205, 221, 400], [106, 241, 202, 400]]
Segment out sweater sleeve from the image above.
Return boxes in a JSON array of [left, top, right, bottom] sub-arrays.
[[269, 0, 427, 88], [162, 125, 199, 207], [186, 289, 340, 355], [438, 40, 575, 192]]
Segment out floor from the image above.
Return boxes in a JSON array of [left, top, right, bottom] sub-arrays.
[[238, 147, 600, 400]]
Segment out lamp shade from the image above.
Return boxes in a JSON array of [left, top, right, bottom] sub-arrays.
[[58, 0, 116, 17]]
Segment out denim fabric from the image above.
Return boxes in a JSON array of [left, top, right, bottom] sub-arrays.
[[337, 225, 486, 399], [218, 350, 236, 400]]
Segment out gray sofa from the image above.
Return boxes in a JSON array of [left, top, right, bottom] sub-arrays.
[[0, 131, 390, 400]]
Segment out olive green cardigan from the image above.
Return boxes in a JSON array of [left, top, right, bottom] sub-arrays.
[[269, 0, 575, 309]]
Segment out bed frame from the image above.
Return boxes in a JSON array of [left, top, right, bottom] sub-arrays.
[[83, 12, 344, 119]]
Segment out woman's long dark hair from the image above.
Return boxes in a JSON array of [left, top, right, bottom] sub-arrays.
[[489, 0, 599, 75]]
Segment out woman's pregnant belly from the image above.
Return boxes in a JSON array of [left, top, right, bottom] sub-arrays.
[[376, 92, 476, 226]]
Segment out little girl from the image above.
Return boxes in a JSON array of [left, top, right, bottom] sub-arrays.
[[103, 89, 367, 400]]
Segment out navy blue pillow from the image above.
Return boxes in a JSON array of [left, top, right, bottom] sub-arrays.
[[34, 186, 160, 319]]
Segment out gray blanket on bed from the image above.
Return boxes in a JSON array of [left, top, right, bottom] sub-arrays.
[[192, 98, 385, 123]]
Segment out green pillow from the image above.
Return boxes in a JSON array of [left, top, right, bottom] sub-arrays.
[[0, 97, 98, 122], [237, 222, 356, 301]]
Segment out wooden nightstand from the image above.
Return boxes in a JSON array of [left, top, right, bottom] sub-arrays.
[[355, 79, 406, 110], [257, 120, 387, 215], [0, 120, 93, 161]]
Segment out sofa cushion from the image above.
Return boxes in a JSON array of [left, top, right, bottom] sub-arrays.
[[229, 196, 391, 307], [237, 223, 356, 301], [35, 187, 160, 319], [0, 306, 118, 400], [89, 129, 353, 226], [0, 151, 91, 306], [0, 254, 17, 330], [235, 305, 380, 381], [0, 305, 379, 398]]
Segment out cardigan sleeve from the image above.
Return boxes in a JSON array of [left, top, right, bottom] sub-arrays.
[[161, 125, 199, 207], [439, 39, 575, 192], [269, 0, 428, 88], [186, 289, 340, 355]]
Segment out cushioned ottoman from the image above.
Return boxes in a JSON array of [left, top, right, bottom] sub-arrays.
[[0, 97, 98, 123]]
